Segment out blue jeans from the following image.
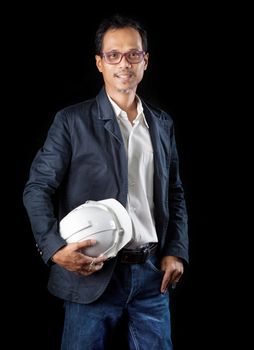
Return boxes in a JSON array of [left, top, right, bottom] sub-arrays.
[[61, 255, 173, 350]]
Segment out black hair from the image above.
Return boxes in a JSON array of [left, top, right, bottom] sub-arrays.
[[95, 14, 148, 54]]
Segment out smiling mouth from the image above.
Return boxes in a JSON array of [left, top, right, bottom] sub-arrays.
[[115, 71, 134, 79], [115, 75, 133, 84]]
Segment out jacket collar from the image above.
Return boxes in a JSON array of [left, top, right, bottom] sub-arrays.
[[96, 86, 169, 125], [95, 86, 171, 142], [96, 87, 116, 121]]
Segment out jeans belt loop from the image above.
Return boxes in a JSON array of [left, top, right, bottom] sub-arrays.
[[141, 247, 149, 263]]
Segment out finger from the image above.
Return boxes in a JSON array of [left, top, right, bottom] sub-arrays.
[[93, 262, 104, 271], [171, 270, 182, 284], [79, 257, 104, 272], [77, 265, 93, 275], [76, 239, 97, 249], [78, 262, 104, 275], [93, 255, 107, 263], [160, 271, 171, 294], [88, 258, 104, 270], [79, 253, 107, 264]]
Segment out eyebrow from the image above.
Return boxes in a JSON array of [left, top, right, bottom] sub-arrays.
[[103, 48, 142, 52]]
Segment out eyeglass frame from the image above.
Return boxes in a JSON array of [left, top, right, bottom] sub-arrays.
[[100, 50, 146, 65]]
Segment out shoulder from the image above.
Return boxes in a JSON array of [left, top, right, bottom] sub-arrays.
[[56, 98, 96, 119], [50, 98, 97, 131]]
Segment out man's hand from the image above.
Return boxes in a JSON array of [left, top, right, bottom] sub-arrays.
[[160, 256, 184, 293], [51, 239, 107, 276]]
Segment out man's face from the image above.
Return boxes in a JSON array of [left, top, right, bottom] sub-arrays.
[[95, 27, 149, 95]]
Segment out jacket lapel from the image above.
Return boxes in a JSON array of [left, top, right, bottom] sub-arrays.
[[96, 88, 124, 144], [95, 87, 128, 205], [142, 101, 171, 215], [143, 101, 171, 174]]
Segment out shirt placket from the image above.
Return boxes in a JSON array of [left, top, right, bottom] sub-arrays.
[[126, 119, 141, 242]]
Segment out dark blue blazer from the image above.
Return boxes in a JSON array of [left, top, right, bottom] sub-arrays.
[[23, 87, 188, 303]]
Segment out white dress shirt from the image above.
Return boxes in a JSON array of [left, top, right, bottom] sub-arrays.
[[108, 95, 158, 249]]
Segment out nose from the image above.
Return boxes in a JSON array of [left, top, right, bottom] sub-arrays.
[[119, 54, 132, 68]]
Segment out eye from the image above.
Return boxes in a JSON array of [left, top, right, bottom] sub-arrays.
[[128, 51, 141, 58], [106, 52, 120, 59]]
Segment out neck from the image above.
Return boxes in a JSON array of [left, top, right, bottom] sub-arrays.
[[106, 87, 138, 123]]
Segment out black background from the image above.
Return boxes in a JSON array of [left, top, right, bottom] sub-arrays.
[[9, 3, 243, 349]]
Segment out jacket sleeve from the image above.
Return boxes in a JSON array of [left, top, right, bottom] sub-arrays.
[[23, 111, 72, 264], [162, 124, 189, 263]]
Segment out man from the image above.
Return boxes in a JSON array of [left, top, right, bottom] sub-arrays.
[[23, 14, 189, 349]]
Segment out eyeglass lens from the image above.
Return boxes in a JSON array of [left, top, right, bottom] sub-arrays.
[[103, 50, 144, 64]]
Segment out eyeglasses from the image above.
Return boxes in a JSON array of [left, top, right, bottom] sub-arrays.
[[100, 50, 146, 65]]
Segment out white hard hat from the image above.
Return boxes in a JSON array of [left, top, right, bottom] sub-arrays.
[[59, 198, 133, 258]]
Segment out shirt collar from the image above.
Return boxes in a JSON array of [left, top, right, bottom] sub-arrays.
[[107, 94, 149, 128]]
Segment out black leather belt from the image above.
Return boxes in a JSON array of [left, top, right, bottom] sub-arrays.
[[120, 243, 158, 264]]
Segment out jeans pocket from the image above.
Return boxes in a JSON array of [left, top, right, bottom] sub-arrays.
[[146, 256, 164, 275]]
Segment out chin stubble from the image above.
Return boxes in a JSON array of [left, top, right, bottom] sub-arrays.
[[116, 88, 132, 94]]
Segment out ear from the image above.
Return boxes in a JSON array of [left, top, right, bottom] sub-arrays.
[[95, 55, 103, 72], [143, 53, 149, 71]]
